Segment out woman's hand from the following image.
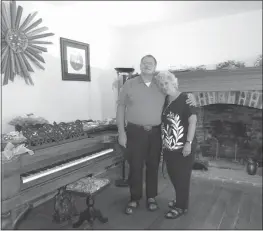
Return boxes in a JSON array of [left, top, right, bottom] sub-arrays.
[[182, 142, 191, 157]]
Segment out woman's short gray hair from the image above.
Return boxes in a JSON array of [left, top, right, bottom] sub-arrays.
[[155, 71, 179, 90]]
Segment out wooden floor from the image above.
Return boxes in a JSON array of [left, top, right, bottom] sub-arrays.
[[17, 167, 262, 230]]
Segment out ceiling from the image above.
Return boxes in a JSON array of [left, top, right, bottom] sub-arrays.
[[46, 1, 262, 27]]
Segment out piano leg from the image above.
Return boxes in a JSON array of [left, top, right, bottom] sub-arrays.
[[1, 203, 32, 230], [53, 187, 78, 224]]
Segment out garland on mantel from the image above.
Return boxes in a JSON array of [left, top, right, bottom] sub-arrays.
[[169, 54, 262, 72], [216, 60, 245, 70]]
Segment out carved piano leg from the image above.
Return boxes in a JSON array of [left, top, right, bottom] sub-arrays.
[[53, 187, 78, 224], [1, 204, 32, 230]]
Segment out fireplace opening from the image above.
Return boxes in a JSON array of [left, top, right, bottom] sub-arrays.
[[198, 104, 262, 163]]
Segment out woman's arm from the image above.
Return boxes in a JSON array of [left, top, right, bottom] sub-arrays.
[[182, 114, 197, 157], [186, 114, 197, 142]]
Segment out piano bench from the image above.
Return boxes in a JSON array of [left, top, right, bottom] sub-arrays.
[[66, 177, 110, 196], [65, 177, 110, 229]]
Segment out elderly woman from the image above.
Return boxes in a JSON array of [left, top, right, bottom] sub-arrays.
[[155, 71, 197, 219]]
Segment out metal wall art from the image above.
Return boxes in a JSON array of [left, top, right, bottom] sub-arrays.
[[1, 1, 54, 85]]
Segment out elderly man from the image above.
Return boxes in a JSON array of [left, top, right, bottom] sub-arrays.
[[116, 55, 196, 215]]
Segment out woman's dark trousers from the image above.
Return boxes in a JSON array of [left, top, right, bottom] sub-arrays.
[[163, 149, 195, 210]]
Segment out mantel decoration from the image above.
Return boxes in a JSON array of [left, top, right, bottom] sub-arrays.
[[60, 37, 91, 81], [1, 1, 54, 85], [254, 54, 262, 67], [216, 60, 245, 70]]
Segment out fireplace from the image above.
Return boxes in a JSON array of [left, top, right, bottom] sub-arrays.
[[171, 67, 262, 169], [198, 104, 262, 161], [192, 90, 262, 163]]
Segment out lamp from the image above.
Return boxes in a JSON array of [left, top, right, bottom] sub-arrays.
[[114, 67, 134, 187]]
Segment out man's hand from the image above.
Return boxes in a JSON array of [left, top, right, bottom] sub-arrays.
[[118, 131, 127, 148], [182, 142, 191, 157], [186, 93, 197, 106]]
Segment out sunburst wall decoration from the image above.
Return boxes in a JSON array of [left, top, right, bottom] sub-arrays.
[[1, 1, 54, 86]]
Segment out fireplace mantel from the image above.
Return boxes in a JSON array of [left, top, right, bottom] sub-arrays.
[[174, 67, 262, 92], [175, 67, 262, 164]]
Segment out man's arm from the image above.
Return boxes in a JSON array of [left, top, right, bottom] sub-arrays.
[[116, 104, 126, 134], [186, 93, 197, 107]]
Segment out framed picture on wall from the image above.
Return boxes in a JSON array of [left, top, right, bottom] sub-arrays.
[[60, 37, 91, 81]]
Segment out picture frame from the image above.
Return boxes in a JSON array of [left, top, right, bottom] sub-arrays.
[[60, 37, 91, 81]]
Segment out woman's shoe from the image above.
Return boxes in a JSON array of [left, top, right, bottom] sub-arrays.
[[164, 207, 187, 219]]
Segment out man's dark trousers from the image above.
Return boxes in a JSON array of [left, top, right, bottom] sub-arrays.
[[126, 123, 162, 201]]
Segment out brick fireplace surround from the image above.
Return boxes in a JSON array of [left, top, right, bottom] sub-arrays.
[[172, 67, 262, 162], [193, 90, 262, 161]]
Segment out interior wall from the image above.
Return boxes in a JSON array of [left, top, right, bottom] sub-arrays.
[[116, 10, 262, 72], [1, 1, 122, 133], [1, 2, 262, 134]]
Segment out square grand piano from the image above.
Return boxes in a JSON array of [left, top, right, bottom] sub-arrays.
[[1, 120, 123, 229]]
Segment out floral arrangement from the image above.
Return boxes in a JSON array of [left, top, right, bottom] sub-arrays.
[[2, 131, 27, 145], [169, 65, 207, 72], [216, 60, 245, 70], [9, 113, 49, 127], [82, 118, 116, 131]]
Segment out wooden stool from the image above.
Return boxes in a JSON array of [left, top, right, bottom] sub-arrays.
[[66, 177, 110, 229]]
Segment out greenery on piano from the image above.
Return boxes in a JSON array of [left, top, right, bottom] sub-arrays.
[[9, 114, 49, 130]]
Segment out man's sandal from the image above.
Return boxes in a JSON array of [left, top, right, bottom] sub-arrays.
[[146, 198, 159, 211], [125, 201, 139, 215], [165, 207, 187, 219]]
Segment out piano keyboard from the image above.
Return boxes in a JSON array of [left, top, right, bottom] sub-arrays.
[[21, 148, 114, 184]]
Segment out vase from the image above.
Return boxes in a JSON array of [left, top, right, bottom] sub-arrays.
[[247, 160, 258, 175]]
